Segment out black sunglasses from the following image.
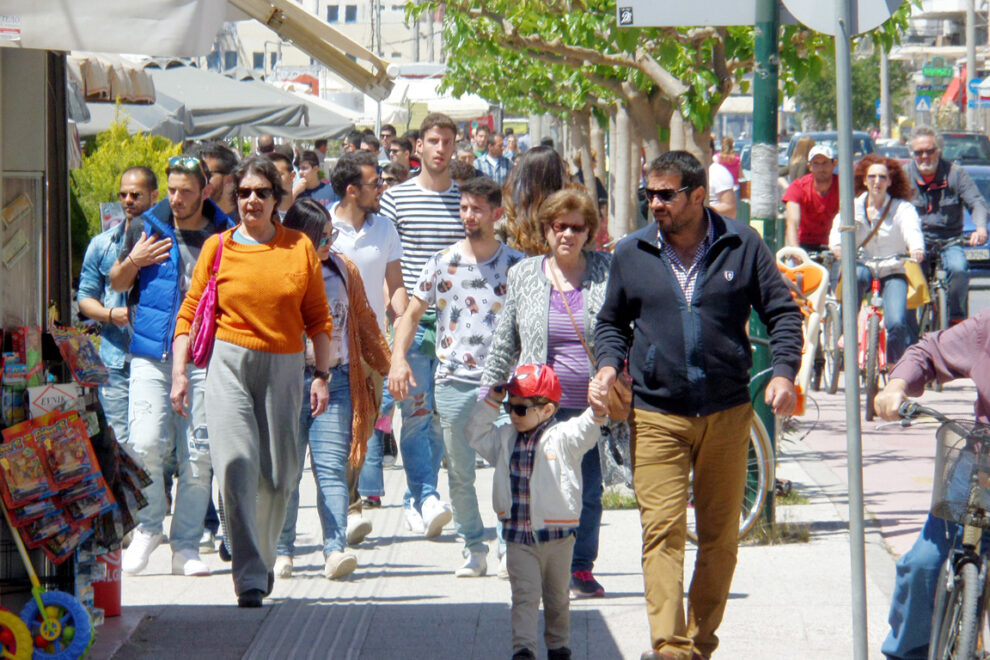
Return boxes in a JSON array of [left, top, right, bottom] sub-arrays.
[[503, 401, 540, 416], [644, 186, 690, 203], [236, 187, 275, 200], [913, 148, 937, 157]]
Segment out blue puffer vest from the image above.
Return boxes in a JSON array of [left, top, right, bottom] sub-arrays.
[[129, 199, 234, 361]]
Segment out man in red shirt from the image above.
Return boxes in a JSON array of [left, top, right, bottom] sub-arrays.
[[783, 145, 839, 251]]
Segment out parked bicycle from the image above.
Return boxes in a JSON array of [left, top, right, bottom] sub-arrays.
[[776, 247, 832, 400], [687, 365, 774, 544], [889, 402, 990, 660]]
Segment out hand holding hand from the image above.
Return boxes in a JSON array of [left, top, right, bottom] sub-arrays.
[[588, 366, 617, 412]]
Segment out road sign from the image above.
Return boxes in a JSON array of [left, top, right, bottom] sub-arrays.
[[969, 77, 983, 96], [875, 99, 881, 119], [915, 96, 932, 113], [615, 0, 800, 26], [781, 0, 902, 36]]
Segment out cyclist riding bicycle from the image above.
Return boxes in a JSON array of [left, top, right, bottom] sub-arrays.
[[874, 309, 990, 660], [829, 153, 924, 365], [906, 126, 988, 325]]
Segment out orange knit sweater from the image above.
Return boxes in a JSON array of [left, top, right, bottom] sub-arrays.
[[174, 224, 331, 352]]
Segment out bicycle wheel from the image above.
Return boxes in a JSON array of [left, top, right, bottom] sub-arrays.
[[686, 415, 771, 544], [864, 314, 880, 422], [822, 303, 842, 395], [929, 559, 980, 660]]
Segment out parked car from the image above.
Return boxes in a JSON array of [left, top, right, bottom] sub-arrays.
[[961, 164, 990, 272], [941, 132, 990, 165], [785, 131, 876, 162], [877, 143, 911, 165]]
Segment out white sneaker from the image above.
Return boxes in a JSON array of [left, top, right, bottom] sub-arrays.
[[498, 554, 509, 580], [199, 530, 216, 554], [421, 496, 452, 539], [455, 552, 488, 577], [324, 551, 357, 579], [121, 530, 164, 575], [404, 506, 426, 534], [346, 514, 373, 546], [171, 548, 211, 576], [274, 555, 293, 579]]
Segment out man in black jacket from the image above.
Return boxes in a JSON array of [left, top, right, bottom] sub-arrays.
[[590, 151, 802, 660]]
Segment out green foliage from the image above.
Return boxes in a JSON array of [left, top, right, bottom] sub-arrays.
[[70, 113, 180, 242], [792, 49, 911, 131]]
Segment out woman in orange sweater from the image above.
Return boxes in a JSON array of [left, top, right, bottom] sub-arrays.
[[275, 198, 391, 581], [171, 157, 332, 608]]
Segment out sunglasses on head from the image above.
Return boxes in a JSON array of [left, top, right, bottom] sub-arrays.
[[644, 186, 690, 203], [503, 401, 541, 416], [168, 155, 209, 178], [235, 187, 274, 200]]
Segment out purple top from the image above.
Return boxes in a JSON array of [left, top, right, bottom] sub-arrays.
[[547, 288, 591, 410], [889, 308, 990, 422]]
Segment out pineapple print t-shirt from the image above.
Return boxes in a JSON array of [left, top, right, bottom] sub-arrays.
[[413, 240, 523, 384]]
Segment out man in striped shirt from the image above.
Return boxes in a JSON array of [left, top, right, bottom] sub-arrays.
[[379, 113, 463, 537]]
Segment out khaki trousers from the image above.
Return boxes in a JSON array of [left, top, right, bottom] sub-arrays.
[[507, 535, 576, 656], [631, 402, 754, 659]]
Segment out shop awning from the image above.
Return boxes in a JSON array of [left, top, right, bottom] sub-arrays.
[[1, 0, 393, 100]]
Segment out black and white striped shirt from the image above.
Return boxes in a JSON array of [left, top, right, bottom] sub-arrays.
[[380, 178, 463, 293]]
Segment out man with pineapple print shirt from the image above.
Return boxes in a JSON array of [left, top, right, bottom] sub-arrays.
[[389, 176, 522, 577]]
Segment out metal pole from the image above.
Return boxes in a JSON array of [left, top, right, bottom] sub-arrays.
[[880, 48, 891, 139], [751, 0, 779, 527], [967, 0, 977, 130], [835, 0, 868, 657]]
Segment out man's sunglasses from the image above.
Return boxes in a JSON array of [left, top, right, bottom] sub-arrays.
[[913, 148, 937, 158], [503, 401, 540, 416], [644, 186, 690, 203], [235, 187, 274, 200], [168, 155, 209, 178]]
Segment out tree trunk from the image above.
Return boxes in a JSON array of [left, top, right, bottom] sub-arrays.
[[668, 110, 706, 161], [570, 108, 597, 204], [629, 120, 643, 236], [626, 92, 669, 163], [609, 105, 632, 241], [590, 116, 606, 186]]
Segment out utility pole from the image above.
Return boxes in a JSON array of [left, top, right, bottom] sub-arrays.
[[413, 0, 420, 62], [966, 0, 977, 130]]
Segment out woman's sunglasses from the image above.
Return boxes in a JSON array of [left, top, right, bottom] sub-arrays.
[[235, 187, 274, 200]]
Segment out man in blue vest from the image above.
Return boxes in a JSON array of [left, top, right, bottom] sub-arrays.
[[109, 155, 234, 577]]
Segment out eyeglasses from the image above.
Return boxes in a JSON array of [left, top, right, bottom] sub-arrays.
[[388, 147, 402, 155], [235, 187, 275, 200], [380, 132, 394, 139], [913, 148, 937, 158], [118, 191, 144, 200], [550, 221, 588, 235], [168, 155, 209, 178], [318, 227, 339, 247], [503, 401, 540, 416], [357, 178, 384, 188], [644, 186, 690, 203]]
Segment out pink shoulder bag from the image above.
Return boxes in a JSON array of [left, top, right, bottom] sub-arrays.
[[187, 235, 223, 368]]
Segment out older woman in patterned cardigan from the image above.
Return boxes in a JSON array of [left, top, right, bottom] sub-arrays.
[[482, 187, 619, 598]]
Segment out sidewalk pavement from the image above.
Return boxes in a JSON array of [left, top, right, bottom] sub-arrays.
[[89, 382, 957, 659]]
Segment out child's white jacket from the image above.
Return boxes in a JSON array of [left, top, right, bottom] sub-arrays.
[[466, 398, 603, 532]]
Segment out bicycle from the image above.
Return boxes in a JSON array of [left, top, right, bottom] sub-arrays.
[[917, 236, 965, 340], [888, 402, 990, 660], [686, 366, 774, 544], [776, 247, 831, 401], [857, 252, 913, 422]]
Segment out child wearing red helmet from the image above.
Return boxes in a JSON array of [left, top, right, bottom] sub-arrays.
[[467, 363, 608, 660]]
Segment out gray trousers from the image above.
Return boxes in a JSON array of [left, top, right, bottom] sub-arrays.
[[206, 340, 304, 596], [507, 534, 576, 654]]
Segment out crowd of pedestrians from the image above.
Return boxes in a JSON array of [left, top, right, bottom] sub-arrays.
[[79, 115, 990, 659]]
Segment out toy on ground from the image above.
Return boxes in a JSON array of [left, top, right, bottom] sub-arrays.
[[0, 607, 32, 660]]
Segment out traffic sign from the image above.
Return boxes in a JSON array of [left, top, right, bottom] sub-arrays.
[[915, 96, 932, 113], [781, 0, 902, 36], [969, 77, 983, 96], [875, 99, 881, 119], [614, 1, 801, 26]]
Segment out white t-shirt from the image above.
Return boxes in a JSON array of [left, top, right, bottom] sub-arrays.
[[708, 162, 735, 207], [330, 205, 403, 332]]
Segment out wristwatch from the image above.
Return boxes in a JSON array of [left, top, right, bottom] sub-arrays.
[[313, 369, 331, 382]]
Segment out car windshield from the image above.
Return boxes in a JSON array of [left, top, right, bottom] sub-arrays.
[[879, 144, 911, 158], [942, 135, 990, 162]]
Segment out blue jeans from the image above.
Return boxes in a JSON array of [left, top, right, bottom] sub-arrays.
[[856, 267, 910, 364], [279, 366, 353, 558], [940, 244, 970, 322], [399, 324, 444, 512], [557, 407, 603, 573], [98, 364, 130, 445], [127, 356, 211, 552], [358, 386, 395, 498], [434, 380, 486, 555]]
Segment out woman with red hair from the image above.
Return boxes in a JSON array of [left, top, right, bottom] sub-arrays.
[[828, 153, 925, 363]]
